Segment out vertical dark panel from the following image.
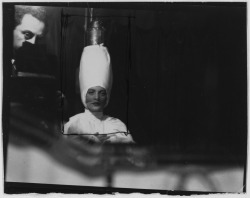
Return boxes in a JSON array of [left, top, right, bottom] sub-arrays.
[[2, 3, 14, 181]]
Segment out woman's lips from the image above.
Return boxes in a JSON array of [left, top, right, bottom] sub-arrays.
[[92, 102, 101, 106]]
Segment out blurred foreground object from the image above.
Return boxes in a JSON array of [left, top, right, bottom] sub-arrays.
[[6, 106, 245, 193], [5, 91, 246, 192]]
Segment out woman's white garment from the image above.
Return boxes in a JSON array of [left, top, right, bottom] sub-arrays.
[[67, 45, 134, 144], [64, 109, 134, 144]]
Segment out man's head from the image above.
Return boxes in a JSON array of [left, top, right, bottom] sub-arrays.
[[13, 6, 46, 49]]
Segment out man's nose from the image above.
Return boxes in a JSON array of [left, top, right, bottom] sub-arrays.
[[26, 35, 37, 44]]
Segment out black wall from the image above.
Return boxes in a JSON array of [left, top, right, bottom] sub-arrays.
[[4, 2, 247, 154]]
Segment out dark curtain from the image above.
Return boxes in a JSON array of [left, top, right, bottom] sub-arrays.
[[60, 4, 247, 154], [61, 8, 87, 118], [129, 5, 246, 153]]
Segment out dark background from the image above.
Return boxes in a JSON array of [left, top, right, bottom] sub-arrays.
[[3, 2, 247, 154], [59, 3, 247, 156]]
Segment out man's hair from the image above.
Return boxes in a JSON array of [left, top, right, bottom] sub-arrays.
[[15, 5, 47, 27]]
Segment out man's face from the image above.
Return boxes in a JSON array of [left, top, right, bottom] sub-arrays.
[[13, 14, 45, 49]]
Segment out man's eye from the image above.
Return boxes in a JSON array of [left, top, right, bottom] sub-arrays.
[[22, 31, 35, 40]]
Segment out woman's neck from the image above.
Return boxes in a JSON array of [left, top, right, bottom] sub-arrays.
[[85, 108, 104, 119]]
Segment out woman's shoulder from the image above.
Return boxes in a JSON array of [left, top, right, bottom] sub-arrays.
[[69, 112, 87, 120], [64, 112, 90, 134], [65, 113, 89, 127], [105, 115, 124, 123], [104, 115, 127, 128]]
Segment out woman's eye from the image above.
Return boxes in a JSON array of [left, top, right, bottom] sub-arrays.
[[87, 90, 95, 95], [100, 92, 107, 97], [100, 91, 106, 96]]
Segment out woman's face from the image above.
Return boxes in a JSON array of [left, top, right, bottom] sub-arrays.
[[86, 86, 107, 112]]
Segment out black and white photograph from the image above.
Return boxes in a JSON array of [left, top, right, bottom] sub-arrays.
[[1, 1, 248, 196]]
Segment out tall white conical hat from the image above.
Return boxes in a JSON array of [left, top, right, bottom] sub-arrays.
[[79, 45, 112, 108]]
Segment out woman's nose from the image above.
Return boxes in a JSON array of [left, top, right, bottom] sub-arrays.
[[94, 93, 99, 100]]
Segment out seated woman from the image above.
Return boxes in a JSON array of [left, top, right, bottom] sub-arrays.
[[64, 45, 134, 144]]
